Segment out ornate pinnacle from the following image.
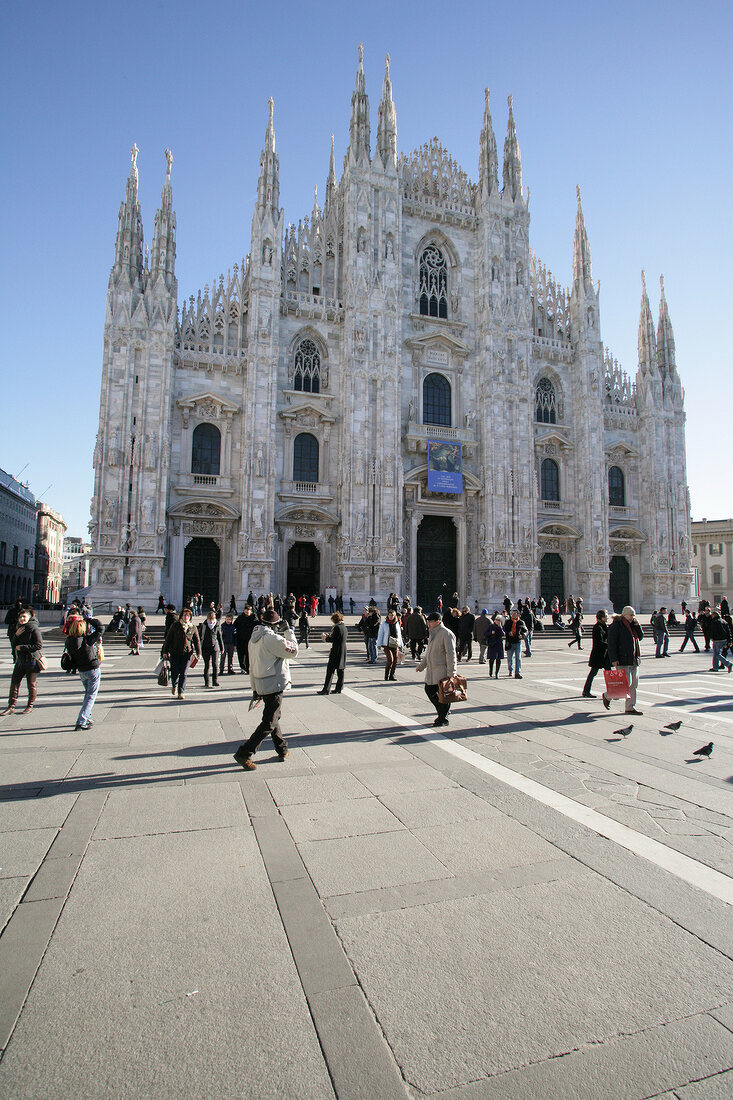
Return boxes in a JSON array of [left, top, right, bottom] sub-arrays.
[[165, 147, 173, 182]]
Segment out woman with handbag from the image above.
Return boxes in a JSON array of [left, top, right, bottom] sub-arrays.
[[162, 608, 202, 700], [484, 614, 505, 679], [416, 612, 458, 727], [377, 609, 403, 681], [127, 611, 143, 656], [64, 613, 105, 730], [2, 608, 43, 715]]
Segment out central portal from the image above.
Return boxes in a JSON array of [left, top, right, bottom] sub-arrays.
[[183, 537, 220, 607], [417, 516, 456, 612], [287, 542, 320, 598]]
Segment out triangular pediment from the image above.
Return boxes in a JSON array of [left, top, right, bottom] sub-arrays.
[[534, 429, 573, 451], [279, 399, 336, 426], [605, 442, 640, 459], [405, 330, 471, 358], [177, 392, 240, 416]]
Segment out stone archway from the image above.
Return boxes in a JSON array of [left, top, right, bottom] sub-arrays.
[[183, 538, 220, 607], [287, 542, 320, 598], [416, 516, 457, 612]]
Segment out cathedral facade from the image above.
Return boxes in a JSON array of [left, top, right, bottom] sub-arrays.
[[89, 49, 692, 612]]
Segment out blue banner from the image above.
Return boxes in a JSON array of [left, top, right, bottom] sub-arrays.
[[427, 441, 463, 494]]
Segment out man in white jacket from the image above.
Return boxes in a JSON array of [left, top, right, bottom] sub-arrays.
[[233, 609, 298, 770], [416, 612, 458, 727]]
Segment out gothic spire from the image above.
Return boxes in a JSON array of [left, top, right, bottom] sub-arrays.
[[376, 52, 397, 169], [256, 97, 280, 220], [325, 134, 337, 209], [112, 142, 144, 286], [656, 275, 677, 378], [347, 43, 371, 167], [149, 148, 176, 289], [638, 270, 659, 376], [572, 186, 593, 295], [478, 87, 498, 196], [502, 95, 523, 202]]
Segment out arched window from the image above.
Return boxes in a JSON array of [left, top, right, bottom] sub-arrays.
[[541, 458, 560, 501], [535, 377, 557, 424], [419, 245, 448, 318], [192, 423, 221, 475], [423, 373, 451, 426], [293, 339, 321, 393], [608, 466, 625, 507], [293, 433, 319, 483]]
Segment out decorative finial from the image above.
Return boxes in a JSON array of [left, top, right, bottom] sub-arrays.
[[268, 96, 274, 125], [576, 184, 581, 202], [659, 274, 665, 294], [507, 94, 513, 111], [641, 269, 646, 290], [314, 184, 318, 203], [358, 42, 364, 66], [485, 87, 490, 104], [131, 142, 139, 169], [165, 147, 173, 181], [385, 52, 390, 75]]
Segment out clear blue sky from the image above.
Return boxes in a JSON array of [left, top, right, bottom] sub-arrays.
[[2, 0, 731, 537]]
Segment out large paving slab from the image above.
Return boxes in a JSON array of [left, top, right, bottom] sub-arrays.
[[335, 874, 733, 1094], [92, 783, 247, 839], [0, 824, 334, 1099]]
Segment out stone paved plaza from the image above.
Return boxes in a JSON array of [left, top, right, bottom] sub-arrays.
[[0, 621, 731, 1098]]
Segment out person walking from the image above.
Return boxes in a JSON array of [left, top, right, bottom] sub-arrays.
[[5, 598, 25, 659], [317, 612, 348, 694], [127, 611, 143, 656], [582, 609, 609, 698], [406, 606, 429, 660], [474, 609, 491, 663], [700, 608, 713, 652], [653, 607, 670, 658], [364, 604, 381, 664], [157, 594, 166, 612], [161, 608, 201, 700], [233, 609, 298, 770], [234, 605, 256, 673], [708, 611, 732, 673], [298, 608, 311, 649], [416, 612, 458, 727], [504, 610, 527, 678], [457, 606, 475, 661], [2, 607, 43, 716], [377, 609, 403, 681], [603, 606, 644, 715], [64, 612, 105, 729], [484, 614, 505, 679], [200, 608, 223, 687], [520, 601, 534, 656], [220, 614, 236, 675], [567, 605, 583, 648], [679, 610, 700, 652]]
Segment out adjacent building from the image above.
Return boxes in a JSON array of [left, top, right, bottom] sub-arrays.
[[34, 502, 67, 606], [61, 536, 92, 601], [691, 520, 732, 608], [89, 49, 693, 612], [0, 467, 36, 605]]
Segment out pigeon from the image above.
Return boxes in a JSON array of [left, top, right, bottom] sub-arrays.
[[663, 720, 683, 731], [613, 725, 633, 737], [692, 742, 713, 758]]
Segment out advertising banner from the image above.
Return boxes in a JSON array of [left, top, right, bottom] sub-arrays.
[[427, 441, 463, 494]]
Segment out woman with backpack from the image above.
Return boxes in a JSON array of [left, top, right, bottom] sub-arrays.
[[2, 607, 43, 716], [64, 612, 104, 729]]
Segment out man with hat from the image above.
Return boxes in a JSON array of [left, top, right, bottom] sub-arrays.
[[604, 605, 644, 715], [233, 608, 298, 770], [416, 612, 457, 727]]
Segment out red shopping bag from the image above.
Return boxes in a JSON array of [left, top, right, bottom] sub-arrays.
[[603, 668, 629, 699]]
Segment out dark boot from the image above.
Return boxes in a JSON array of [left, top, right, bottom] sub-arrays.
[[3, 684, 19, 715]]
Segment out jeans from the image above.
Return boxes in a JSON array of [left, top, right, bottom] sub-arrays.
[[655, 631, 669, 657], [679, 631, 699, 652], [367, 637, 377, 663], [219, 643, 235, 674], [712, 639, 732, 671], [620, 664, 639, 711], [524, 630, 533, 656], [507, 642, 522, 675], [203, 652, 219, 685], [478, 643, 487, 663], [77, 667, 101, 725]]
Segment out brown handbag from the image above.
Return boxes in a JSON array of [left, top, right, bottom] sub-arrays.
[[438, 674, 468, 704]]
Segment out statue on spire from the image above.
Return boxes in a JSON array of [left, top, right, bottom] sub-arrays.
[[130, 142, 139, 181], [165, 147, 173, 182]]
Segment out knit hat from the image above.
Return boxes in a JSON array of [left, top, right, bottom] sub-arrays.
[[426, 612, 441, 622], [262, 609, 281, 624]]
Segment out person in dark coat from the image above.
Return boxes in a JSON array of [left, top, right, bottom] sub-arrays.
[[457, 606, 476, 661], [406, 607, 429, 660], [317, 613, 348, 694], [162, 608, 201, 700], [164, 604, 177, 636], [298, 609, 311, 649], [721, 596, 731, 618], [2, 608, 43, 715], [678, 610, 699, 652], [484, 615, 505, 678], [473, 609, 491, 663], [64, 613, 105, 728], [126, 612, 143, 655], [567, 606, 583, 648], [220, 614, 237, 675], [200, 609, 223, 687], [582, 609, 609, 698], [604, 606, 644, 715], [234, 606, 256, 672], [5, 598, 25, 659]]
